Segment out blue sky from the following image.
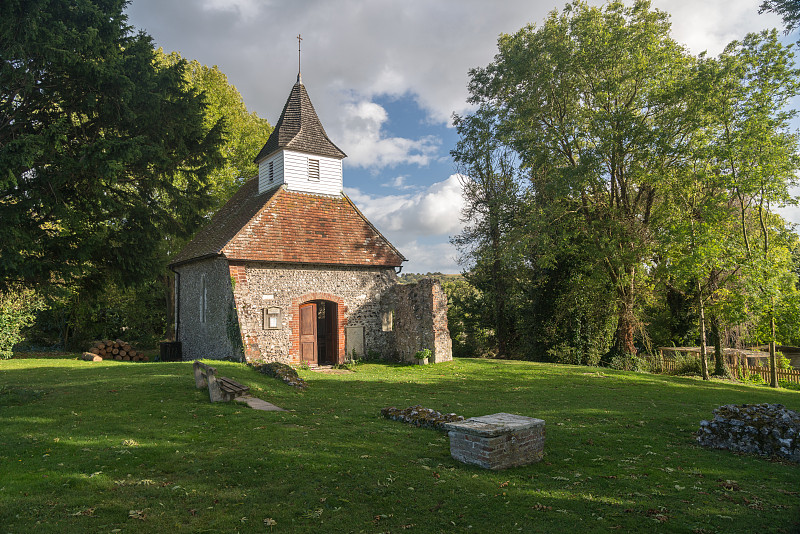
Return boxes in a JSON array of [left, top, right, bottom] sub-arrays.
[[124, 0, 794, 273]]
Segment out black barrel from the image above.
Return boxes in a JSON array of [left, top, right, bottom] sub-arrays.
[[159, 341, 182, 362]]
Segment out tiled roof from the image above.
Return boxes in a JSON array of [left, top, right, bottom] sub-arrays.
[[170, 180, 406, 268], [254, 81, 346, 162]]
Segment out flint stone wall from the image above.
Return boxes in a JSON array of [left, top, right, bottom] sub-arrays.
[[231, 261, 397, 363], [174, 257, 241, 362], [176, 259, 453, 365], [696, 403, 800, 463], [388, 279, 452, 363]]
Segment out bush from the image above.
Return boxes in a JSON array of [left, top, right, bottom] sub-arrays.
[[414, 349, 432, 361], [547, 342, 603, 366], [0, 286, 44, 354], [607, 353, 650, 372], [669, 352, 703, 376]]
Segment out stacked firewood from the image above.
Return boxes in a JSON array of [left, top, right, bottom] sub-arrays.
[[87, 339, 149, 362]]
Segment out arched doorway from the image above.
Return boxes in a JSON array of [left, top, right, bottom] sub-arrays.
[[299, 300, 339, 365]]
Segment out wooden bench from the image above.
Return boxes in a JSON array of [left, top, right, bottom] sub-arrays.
[[193, 360, 250, 402]]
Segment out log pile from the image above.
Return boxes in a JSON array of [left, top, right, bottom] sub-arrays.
[[88, 339, 149, 362]]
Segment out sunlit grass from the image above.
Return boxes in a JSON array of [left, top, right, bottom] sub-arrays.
[[0, 357, 798, 532]]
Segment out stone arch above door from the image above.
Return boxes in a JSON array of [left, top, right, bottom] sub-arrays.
[[290, 292, 346, 364]]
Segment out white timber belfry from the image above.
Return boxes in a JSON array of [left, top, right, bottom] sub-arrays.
[[258, 151, 342, 195], [253, 78, 347, 196]]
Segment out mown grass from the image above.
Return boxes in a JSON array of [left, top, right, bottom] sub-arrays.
[[0, 357, 798, 533]]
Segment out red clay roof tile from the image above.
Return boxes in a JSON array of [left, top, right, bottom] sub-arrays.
[[170, 180, 405, 268]]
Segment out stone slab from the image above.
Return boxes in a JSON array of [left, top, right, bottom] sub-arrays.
[[443, 413, 545, 437], [235, 395, 286, 411]]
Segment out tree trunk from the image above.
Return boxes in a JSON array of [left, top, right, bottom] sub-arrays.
[[710, 314, 725, 376], [490, 214, 508, 358], [769, 311, 778, 388], [698, 282, 710, 381], [612, 271, 636, 356]]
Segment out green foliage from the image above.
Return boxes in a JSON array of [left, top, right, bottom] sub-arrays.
[[0, 286, 44, 354], [156, 50, 273, 214], [670, 353, 704, 376], [452, 2, 800, 367], [23, 281, 165, 350], [0, 0, 224, 290], [440, 278, 493, 357], [414, 349, 432, 361], [607, 353, 651, 373]]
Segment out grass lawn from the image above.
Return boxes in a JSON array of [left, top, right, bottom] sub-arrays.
[[1, 357, 799, 533]]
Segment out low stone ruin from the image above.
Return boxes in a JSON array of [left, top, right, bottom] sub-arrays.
[[696, 403, 800, 463], [380, 405, 464, 430], [443, 413, 546, 470]]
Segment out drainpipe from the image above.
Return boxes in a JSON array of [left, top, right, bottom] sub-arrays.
[[169, 265, 180, 342]]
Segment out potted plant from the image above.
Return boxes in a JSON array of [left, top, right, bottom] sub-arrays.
[[414, 349, 432, 365]]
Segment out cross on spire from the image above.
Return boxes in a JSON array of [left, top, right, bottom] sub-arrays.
[[297, 33, 303, 83]]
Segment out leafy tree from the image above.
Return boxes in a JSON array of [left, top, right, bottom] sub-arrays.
[[451, 106, 521, 357], [466, 0, 693, 357], [714, 31, 800, 387], [0, 0, 223, 291], [157, 50, 272, 212]]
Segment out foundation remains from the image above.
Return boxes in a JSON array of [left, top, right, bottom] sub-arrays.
[[444, 413, 545, 470]]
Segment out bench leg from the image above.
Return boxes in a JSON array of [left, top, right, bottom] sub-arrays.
[[193, 361, 207, 389], [206, 374, 225, 402]]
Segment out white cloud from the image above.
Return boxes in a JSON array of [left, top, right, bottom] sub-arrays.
[[346, 174, 465, 237], [652, 0, 785, 56], [201, 0, 263, 18], [396, 240, 461, 274], [129, 0, 788, 135], [336, 99, 440, 169], [344, 173, 466, 272]]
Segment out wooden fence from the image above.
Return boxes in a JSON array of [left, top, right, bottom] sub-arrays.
[[647, 352, 800, 384]]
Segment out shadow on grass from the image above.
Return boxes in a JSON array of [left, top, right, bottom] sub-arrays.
[[1, 357, 799, 533]]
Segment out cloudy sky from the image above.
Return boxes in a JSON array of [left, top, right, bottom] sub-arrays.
[[125, 0, 791, 273]]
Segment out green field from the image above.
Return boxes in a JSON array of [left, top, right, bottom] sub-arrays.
[[1, 357, 798, 533]]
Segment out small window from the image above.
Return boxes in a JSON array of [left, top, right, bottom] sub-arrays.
[[268, 161, 274, 181], [263, 307, 281, 330], [382, 310, 393, 332], [308, 158, 320, 181]]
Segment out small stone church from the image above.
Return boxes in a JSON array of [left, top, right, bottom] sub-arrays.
[[169, 74, 452, 366]]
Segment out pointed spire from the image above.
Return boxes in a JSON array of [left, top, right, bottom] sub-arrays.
[[254, 79, 346, 163]]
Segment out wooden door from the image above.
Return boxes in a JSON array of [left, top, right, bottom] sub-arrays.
[[299, 303, 317, 364]]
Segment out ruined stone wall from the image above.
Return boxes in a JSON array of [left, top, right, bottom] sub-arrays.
[[388, 279, 453, 363], [174, 257, 241, 361], [230, 261, 397, 363]]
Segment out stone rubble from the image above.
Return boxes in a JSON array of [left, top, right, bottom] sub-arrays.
[[696, 403, 800, 463], [380, 405, 464, 431]]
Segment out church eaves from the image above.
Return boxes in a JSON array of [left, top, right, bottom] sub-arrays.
[[254, 81, 347, 163]]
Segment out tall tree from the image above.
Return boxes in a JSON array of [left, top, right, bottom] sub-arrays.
[[157, 50, 272, 213], [715, 31, 800, 387], [0, 0, 223, 291], [451, 106, 520, 357], [467, 0, 693, 357]]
